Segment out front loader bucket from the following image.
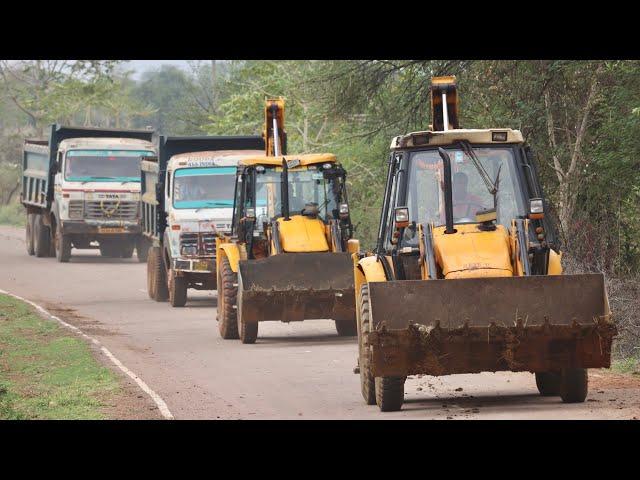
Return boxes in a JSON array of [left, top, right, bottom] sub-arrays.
[[366, 274, 617, 377], [238, 252, 355, 323]]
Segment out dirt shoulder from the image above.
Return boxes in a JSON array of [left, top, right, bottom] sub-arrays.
[[0, 293, 161, 420]]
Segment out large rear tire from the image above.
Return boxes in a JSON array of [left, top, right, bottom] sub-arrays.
[[168, 271, 188, 307], [25, 214, 35, 256], [33, 214, 50, 258], [358, 285, 375, 405], [147, 246, 168, 302], [559, 368, 588, 403], [217, 256, 239, 339], [136, 236, 150, 263], [55, 226, 71, 263], [375, 376, 405, 412], [535, 371, 561, 396]]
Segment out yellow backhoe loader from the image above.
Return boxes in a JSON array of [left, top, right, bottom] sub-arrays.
[[215, 98, 359, 343], [353, 76, 617, 411]]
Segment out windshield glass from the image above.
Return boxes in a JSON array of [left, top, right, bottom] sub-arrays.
[[254, 167, 343, 221], [65, 149, 153, 182], [406, 147, 524, 228], [173, 167, 236, 209]]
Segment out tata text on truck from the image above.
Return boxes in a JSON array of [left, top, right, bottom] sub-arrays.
[[22, 125, 156, 262], [142, 135, 265, 307]]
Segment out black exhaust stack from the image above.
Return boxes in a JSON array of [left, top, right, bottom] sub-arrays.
[[438, 148, 455, 234], [281, 158, 290, 221]]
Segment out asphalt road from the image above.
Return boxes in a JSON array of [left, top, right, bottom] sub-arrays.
[[1, 225, 638, 419]]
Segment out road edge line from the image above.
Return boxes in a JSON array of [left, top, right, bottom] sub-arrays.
[[0, 288, 175, 420]]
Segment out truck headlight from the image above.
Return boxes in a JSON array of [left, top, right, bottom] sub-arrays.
[[181, 245, 198, 256]]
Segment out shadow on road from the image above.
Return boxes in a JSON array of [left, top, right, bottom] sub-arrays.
[[184, 297, 217, 308], [402, 392, 553, 413], [255, 334, 357, 347]]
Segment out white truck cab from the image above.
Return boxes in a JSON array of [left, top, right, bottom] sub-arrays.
[[142, 135, 265, 307], [22, 125, 156, 262]]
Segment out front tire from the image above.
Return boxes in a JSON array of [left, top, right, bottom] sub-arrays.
[[136, 236, 150, 263], [335, 319, 358, 336], [55, 227, 72, 263], [358, 285, 375, 405], [559, 368, 588, 403], [217, 256, 239, 339], [25, 214, 35, 255], [535, 371, 561, 396], [375, 376, 405, 412], [147, 246, 168, 302], [33, 215, 51, 258], [168, 271, 188, 307]]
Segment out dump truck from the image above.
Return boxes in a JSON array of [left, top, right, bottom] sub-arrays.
[[21, 124, 156, 262], [142, 135, 265, 307], [353, 76, 617, 411], [215, 98, 359, 343]]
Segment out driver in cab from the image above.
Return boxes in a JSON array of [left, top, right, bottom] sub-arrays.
[[452, 172, 485, 219]]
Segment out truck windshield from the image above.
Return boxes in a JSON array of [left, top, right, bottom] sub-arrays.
[[406, 147, 525, 228], [254, 167, 343, 221], [65, 150, 153, 182], [173, 167, 236, 209]]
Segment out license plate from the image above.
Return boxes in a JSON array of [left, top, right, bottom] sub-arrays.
[[193, 261, 210, 271], [99, 227, 126, 234]]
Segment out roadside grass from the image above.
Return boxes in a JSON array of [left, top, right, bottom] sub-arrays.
[[0, 202, 24, 227], [612, 356, 640, 375], [0, 294, 120, 419]]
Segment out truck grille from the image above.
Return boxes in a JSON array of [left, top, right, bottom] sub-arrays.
[[68, 200, 84, 219], [180, 232, 217, 257], [85, 201, 139, 220]]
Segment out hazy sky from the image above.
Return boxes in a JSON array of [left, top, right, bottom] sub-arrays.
[[123, 60, 194, 78]]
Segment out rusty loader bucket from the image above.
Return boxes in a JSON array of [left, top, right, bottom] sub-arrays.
[[366, 273, 616, 377], [237, 252, 356, 323]]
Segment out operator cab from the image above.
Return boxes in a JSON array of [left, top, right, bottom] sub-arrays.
[[231, 154, 353, 258]]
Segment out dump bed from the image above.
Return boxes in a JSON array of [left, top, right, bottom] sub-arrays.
[[141, 134, 265, 240], [21, 124, 155, 210]]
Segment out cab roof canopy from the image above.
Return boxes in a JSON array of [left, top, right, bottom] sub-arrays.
[[238, 153, 337, 167], [391, 128, 524, 150]]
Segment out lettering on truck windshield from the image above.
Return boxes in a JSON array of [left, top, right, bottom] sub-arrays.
[[173, 167, 236, 209], [65, 150, 154, 182]]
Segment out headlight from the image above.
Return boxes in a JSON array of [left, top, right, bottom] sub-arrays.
[[181, 245, 198, 256], [394, 206, 409, 227]]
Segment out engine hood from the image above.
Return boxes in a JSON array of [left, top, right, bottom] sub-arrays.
[[277, 215, 329, 252], [432, 223, 513, 279]]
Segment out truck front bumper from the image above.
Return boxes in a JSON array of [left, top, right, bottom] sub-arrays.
[[173, 257, 215, 274], [61, 220, 142, 235]]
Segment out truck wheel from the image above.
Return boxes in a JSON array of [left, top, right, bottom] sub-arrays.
[[33, 214, 51, 258], [559, 368, 588, 403], [375, 377, 405, 412], [147, 246, 168, 302], [55, 227, 72, 263], [358, 285, 375, 405], [335, 318, 357, 337], [136, 237, 149, 263], [535, 371, 561, 396], [217, 256, 239, 339], [168, 271, 188, 307], [25, 214, 35, 255], [120, 242, 135, 259], [99, 240, 122, 258]]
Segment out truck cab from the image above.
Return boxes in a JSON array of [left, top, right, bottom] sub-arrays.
[[22, 125, 156, 262], [54, 136, 156, 260], [143, 135, 265, 307]]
